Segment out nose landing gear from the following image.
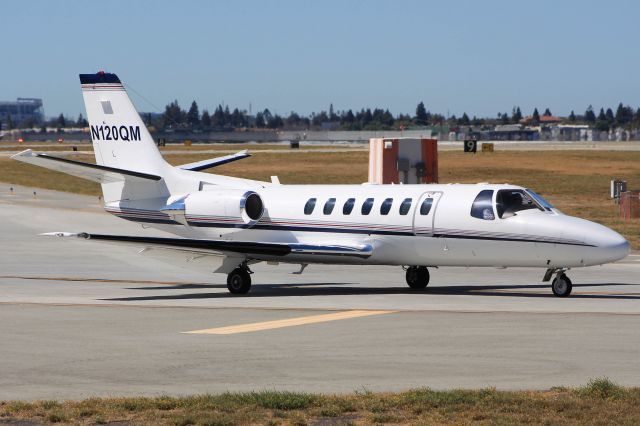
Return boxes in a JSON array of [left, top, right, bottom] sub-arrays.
[[405, 266, 430, 290], [544, 268, 572, 297]]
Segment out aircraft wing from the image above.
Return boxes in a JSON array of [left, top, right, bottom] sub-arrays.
[[177, 150, 250, 172], [11, 150, 161, 183], [41, 232, 373, 271]]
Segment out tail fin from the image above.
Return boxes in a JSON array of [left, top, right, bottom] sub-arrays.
[[80, 72, 169, 176], [80, 72, 171, 203]]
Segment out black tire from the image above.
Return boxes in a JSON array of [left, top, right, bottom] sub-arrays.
[[227, 268, 252, 294], [551, 274, 572, 297], [406, 266, 430, 290]]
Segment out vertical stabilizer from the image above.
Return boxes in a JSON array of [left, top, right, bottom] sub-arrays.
[[79, 72, 170, 202], [80, 72, 169, 175]]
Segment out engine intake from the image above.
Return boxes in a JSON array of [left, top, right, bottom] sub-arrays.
[[242, 192, 264, 221]]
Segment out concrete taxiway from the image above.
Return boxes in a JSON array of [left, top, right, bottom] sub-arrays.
[[1, 184, 639, 400]]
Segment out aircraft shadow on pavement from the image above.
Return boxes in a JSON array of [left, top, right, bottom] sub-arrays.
[[102, 281, 640, 301]]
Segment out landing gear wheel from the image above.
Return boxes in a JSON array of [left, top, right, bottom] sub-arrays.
[[227, 268, 252, 294], [551, 274, 572, 297], [406, 266, 430, 290]]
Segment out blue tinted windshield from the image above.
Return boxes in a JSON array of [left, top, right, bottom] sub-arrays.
[[526, 189, 554, 210]]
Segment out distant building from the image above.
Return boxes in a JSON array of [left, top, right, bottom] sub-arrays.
[[519, 115, 561, 125], [551, 124, 589, 141], [0, 98, 44, 128]]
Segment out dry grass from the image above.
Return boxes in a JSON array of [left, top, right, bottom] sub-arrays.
[[0, 143, 93, 152], [0, 379, 638, 425], [0, 142, 360, 152], [1, 149, 638, 247]]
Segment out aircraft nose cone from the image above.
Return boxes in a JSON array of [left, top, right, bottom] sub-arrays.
[[603, 232, 630, 262], [587, 224, 630, 264]]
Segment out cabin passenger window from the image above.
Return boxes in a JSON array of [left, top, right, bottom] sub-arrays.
[[470, 190, 495, 220], [496, 189, 542, 218], [323, 198, 336, 215], [304, 198, 316, 215], [361, 198, 374, 215], [343, 198, 356, 215], [380, 198, 393, 215], [399, 198, 412, 215], [420, 198, 433, 215]]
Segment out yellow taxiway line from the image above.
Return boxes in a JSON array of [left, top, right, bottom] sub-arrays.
[[183, 309, 395, 335]]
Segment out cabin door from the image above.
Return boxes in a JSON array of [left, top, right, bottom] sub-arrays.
[[412, 191, 442, 236]]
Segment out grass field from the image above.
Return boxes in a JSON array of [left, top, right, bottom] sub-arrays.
[[0, 379, 638, 425], [1, 148, 638, 248], [0, 142, 362, 152]]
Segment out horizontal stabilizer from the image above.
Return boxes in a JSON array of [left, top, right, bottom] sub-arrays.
[[11, 150, 161, 183], [178, 150, 250, 172]]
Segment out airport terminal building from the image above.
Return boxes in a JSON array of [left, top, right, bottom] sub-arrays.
[[0, 98, 44, 128]]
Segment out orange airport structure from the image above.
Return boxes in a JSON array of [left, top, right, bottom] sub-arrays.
[[368, 138, 438, 184]]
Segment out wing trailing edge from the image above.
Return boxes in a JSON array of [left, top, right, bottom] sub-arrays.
[[40, 232, 373, 259]]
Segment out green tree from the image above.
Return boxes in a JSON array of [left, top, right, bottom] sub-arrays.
[[595, 108, 609, 131], [605, 108, 615, 124], [163, 100, 184, 128], [57, 113, 66, 128], [267, 113, 283, 129], [76, 113, 88, 127], [231, 108, 244, 127], [201, 110, 211, 128], [511, 106, 522, 123], [569, 110, 576, 122], [212, 105, 225, 127], [415, 102, 428, 125], [532, 108, 540, 125], [187, 101, 200, 127], [614, 103, 634, 127], [255, 111, 265, 128], [543, 108, 552, 116], [584, 105, 596, 123], [329, 103, 338, 121]]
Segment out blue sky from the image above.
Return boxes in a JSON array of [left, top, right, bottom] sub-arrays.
[[2, 0, 639, 119]]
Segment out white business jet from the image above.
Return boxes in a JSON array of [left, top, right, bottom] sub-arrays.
[[12, 72, 630, 297]]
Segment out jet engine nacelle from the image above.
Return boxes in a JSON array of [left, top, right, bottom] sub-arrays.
[[170, 189, 264, 228]]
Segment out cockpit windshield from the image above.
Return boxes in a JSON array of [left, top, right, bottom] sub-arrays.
[[496, 189, 544, 218], [526, 189, 555, 211]]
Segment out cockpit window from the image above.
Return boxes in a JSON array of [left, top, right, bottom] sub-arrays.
[[526, 189, 554, 211], [470, 190, 495, 220], [496, 189, 543, 218]]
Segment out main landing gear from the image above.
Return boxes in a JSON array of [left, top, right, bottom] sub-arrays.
[[405, 266, 430, 290], [227, 266, 252, 294], [544, 268, 572, 297]]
